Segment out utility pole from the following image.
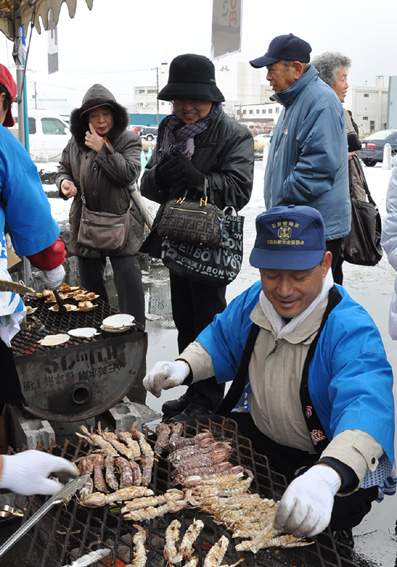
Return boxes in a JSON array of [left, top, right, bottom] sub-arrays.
[[156, 66, 159, 126]]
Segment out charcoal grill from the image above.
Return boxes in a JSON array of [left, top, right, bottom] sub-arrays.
[[4, 419, 359, 567], [11, 296, 147, 421]]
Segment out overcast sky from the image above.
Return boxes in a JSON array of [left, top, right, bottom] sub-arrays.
[[0, 0, 395, 108]]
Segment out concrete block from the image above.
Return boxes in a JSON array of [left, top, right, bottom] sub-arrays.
[[8, 406, 56, 450], [108, 398, 160, 431]]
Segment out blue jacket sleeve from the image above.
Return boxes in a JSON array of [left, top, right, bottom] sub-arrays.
[[0, 129, 60, 257]]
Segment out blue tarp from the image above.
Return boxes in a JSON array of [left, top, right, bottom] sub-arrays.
[[129, 113, 167, 127]]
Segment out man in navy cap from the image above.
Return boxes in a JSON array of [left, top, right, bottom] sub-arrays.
[[143, 205, 395, 543], [250, 35, 350, 283]]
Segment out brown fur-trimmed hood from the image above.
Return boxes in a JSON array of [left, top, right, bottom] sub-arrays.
[[70, 84, 129, 148]]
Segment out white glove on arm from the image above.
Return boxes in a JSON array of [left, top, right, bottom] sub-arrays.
[[274, 464, 341, 537], [143, 360, 189, 398], [42, 264, 65, 290], [0, 450, 79, 496]]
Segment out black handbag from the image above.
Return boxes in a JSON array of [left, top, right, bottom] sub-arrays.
[[161, 207, 244, 287], [157, 186, 225, 249], [342, 155, 383, 266]]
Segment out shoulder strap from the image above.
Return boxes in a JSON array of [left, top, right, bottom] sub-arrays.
[[216, 323, 260, 414], [299, 285, 343, 453], [79, 150, 87, 203]]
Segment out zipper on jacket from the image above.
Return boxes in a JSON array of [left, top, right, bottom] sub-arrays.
[[266, 339, 282, 357]]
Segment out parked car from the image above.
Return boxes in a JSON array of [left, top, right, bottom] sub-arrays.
[[253, 133, 271, 159], [9, 110, 71, 162], [360, 129, 397, 167], [140, 126, 158, 141]]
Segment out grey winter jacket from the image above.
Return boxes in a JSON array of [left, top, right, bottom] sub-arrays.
[[56, 84, 143, 258]]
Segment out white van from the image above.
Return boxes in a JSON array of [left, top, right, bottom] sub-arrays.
[[9, 109, 71, 162]]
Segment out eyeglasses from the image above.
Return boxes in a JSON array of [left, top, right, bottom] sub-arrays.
[[171, 99, 209, 108]]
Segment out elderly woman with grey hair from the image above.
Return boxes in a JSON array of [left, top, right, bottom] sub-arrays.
[[313, 51, 367, 284]]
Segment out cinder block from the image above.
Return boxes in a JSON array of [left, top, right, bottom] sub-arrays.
[[8, 406, 55, 450], [108, 398, 160, 431]]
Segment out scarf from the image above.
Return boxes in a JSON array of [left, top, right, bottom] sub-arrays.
[[259, 269, 334, 339], [155, 102, 222, 158]]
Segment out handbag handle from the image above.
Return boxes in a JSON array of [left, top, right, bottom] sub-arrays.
[[79, 150, 87, 204], [350, 154, 378, 208]]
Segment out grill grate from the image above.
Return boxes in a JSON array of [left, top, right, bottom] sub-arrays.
[[11, 296, 144, 358], [9, 419, 358, 567]]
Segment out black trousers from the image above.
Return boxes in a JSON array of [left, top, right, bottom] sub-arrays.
[[78, 255, 145, 326], [201, 412, 378, 531], [326, 238, 344, 285], [169, 272, 226, 410]]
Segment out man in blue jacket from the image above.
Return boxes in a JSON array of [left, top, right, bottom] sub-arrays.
[[143, 205, 395, 543], [250, 34, 351, 282]]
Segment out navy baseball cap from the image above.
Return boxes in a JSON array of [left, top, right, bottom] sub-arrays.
[[249, 205, 326, 271], [249, 34, 312, 68]]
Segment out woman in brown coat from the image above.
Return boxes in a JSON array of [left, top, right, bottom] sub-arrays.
[[56, 84, 145, 325]]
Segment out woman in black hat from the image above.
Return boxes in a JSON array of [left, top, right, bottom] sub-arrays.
[[141, 54, 254, 421]]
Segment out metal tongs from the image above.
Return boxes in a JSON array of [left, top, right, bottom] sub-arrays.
[[54, 288, 68, 315], [0, 474, 88, 558]]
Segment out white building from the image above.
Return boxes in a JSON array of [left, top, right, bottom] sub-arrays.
[[344, 77, 388, 136], [132, 61, 388, 136]]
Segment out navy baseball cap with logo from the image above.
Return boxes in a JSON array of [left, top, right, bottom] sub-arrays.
[[249, 205, 326, 271], [249, 34, 312, 68]]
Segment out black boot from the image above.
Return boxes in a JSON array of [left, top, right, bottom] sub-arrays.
[[162, 392, 192, 416]]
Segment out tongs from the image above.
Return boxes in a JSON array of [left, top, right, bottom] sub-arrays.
[[0, 474, 88, 558], [54, 288, 67, 315]]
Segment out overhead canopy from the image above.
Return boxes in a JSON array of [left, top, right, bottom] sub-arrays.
[[0, 0, 94, 40]]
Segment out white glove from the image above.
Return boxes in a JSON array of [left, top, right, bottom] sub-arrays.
[[143, 360, 189, 398], [0, 450, 79, 496], [42, 264, 65, 290], [274, 465, 341, 537]]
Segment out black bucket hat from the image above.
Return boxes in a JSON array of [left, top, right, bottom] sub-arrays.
[[158, 54, 225, 102]]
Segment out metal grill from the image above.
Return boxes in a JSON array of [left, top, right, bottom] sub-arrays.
[[11, 296, 147, 421], [12, 296, 144, 357], [7, 419, 358, 567]]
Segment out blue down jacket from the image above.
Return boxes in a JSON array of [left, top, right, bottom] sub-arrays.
[[196, 280, 395, 467], [264, 66, 351, 240]]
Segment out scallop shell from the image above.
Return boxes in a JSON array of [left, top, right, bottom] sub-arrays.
[[68, 327, 99, 339], [102, 314, 135, 329], [39, 333, 70, 347]]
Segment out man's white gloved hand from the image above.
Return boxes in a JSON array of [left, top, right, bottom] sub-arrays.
[[42, 264, 65, 290], [143, 360, 189, 398], [0, 450, 79, 496], [274, 465, 341, 537]]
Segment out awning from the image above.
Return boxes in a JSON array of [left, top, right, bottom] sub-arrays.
[[0, 0, 94, 40]]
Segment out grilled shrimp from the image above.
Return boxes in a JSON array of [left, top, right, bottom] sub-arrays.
[[125, 524, 147, 567], [76, 425, 118, 456], [203, 535, 229, 567], [80, 486, 154, 507], [92, 454, 107, 493], [140, 454, 154, 486], [118, 430, 141, 459], [129, 459, 142, 486], [179, 519, 204, 560], [116, 456, 134, 488], [164, 519, 182, 564], [167, 422, 184, 451], [154, 422, 171, 455], [130, 423, 154, 458], [105, 455, 119, 491], [97, 422, 138, 460]]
